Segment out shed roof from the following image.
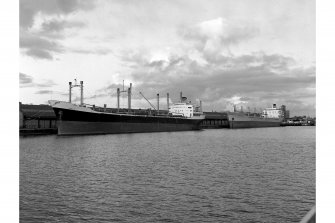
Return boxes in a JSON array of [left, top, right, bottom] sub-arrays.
[[20, 103, 56, 119], [203, 112, 228, 119]]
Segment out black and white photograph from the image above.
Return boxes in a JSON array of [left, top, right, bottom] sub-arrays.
[[15, 0, 319, 222]]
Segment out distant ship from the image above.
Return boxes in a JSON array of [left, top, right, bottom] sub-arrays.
[[227, 112, 282, 129], [49, 100, 204, 135], [226, 103, 283, 129]]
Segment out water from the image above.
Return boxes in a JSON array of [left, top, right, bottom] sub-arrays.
[[20, 127, 315, 222]]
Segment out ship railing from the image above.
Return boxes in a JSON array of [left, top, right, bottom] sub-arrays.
[[299, 206, 315, 223], [81, 104, 173, 117]]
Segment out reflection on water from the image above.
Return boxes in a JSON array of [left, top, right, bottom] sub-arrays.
[[20, 127, 315, 222]]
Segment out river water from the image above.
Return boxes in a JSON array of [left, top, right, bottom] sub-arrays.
[[20, 126, 315, 222]]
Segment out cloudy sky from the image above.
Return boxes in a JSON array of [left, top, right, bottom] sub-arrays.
[[19, 0, 315, 116]]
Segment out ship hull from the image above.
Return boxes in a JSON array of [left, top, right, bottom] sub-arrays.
[[57, 121, 199, 135], [227, 113, 282, 129], [50, 101, 203, 135]]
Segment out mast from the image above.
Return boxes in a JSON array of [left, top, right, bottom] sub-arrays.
[[68, 79, 83, 105], [167, 93, 170, 111], [116, 81, 131, 113], [128, 83, 132, 112], [69, 82, 72, 103], [117, 88, 120, 112], [80, 81, 84, 106], [157, 94, 159, 115]]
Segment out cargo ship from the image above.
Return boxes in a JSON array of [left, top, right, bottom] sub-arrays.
[[227, 112, 282, 129], [49, 100, 204, 135], [227, 104, 283, 129], [48, 80, 205, 135]]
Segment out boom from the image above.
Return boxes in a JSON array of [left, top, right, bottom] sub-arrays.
[[139, 92, 156, 110]]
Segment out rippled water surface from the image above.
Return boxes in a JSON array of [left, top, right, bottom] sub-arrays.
[[20, 127, 315, 222]]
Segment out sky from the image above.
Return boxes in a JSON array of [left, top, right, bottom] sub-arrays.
[[19, 0, 315, 116]]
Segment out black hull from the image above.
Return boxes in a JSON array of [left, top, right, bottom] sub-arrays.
[[229, 120, 282, 129], [52, 107, 202, 135]]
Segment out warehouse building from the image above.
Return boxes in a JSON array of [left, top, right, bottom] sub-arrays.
[[19, 102, 57, 130]]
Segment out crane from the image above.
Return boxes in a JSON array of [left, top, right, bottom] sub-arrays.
[[139, 92, 156, 110]]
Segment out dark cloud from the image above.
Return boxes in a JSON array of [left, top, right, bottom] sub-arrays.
[[20, 17, 109, 59], [20, 30, 64, 60], [85, 93, 109, 100], [71, 48, 113, 55], [19, 72, 57, 88], [37, 19, 87, 40], [121, 50, 315, 115], [41, 19, 85, 33], [20, 32, 63, 51], [20, 28, 112, 59], [19, 0, 96, 59], [117, 16, 314, 114], [20, 73, 33, 84], [20, 0, 95, 28], [239, 97, 251, 101], [25, 48, 53, 60], [96, 83, 130, 97], [36, 80, 57, 88], [35, 90, 53, 94]]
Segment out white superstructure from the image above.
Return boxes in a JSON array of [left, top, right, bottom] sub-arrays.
[[262, 104, 284, 119], [169, 103, 194, 118]]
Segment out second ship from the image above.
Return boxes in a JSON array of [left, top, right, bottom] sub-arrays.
[[227, 104, 283, 128]]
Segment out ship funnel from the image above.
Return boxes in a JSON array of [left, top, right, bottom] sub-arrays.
[[273, 104, 276, 108], [181, 96, 187, 103], [180, 92, 182, 103]]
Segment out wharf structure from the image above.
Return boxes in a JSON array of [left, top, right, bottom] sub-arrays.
[[19, 102, 57, 135], [201, 112, 229, 128]]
